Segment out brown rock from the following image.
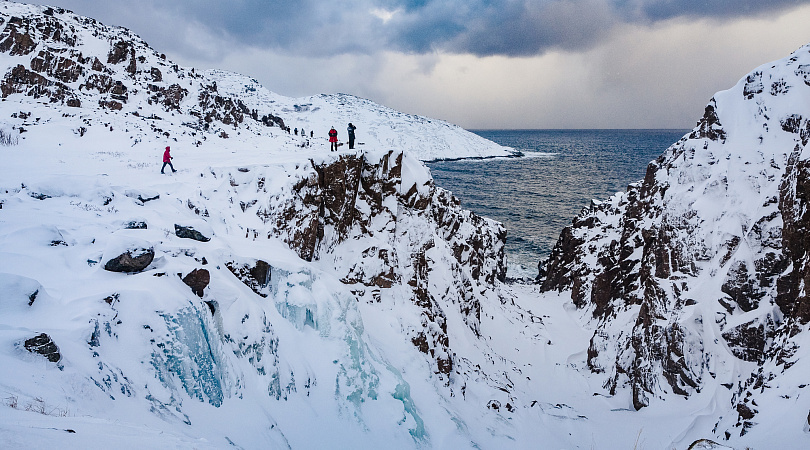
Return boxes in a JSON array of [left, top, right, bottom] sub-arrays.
[[226, 260, 271, 297], [104, 247, 154, 273], [182, 268, 210, 297]]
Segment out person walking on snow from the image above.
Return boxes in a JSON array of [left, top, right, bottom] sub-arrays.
[[161, 146, 177, 174], [347, 123, 357, 149], [328, 126, 339, 152]]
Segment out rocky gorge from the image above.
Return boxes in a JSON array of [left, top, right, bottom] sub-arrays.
[[1, 2, 810, 448]]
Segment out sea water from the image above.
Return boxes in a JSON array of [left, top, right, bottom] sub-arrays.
[[426, 129, 689, 279]]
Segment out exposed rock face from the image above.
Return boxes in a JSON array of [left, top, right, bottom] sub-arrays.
[[0, 7, 286, 132], [226, 259, 271, 297], [721, 314, 778, 363], [542, 43, 810, 418], [24, 333, 61, 363], [776, 146, 810, 323], [182, 268, 210, 297], [104, 247, 155, 273], [204, 150, 506, 377]]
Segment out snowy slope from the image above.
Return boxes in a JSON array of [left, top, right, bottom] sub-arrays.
[[0, 1, 513, 165], [0, 3, 528, 449], [209, 70, 514, 161]]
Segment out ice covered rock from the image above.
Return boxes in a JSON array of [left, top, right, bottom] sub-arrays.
[[0, 273, 46, 307], [124, 220, 148, 229], [225, 258, 271, 297], [150, 306, 229, 407], [687, 439, 735, 450], [125, 189, 160, 204]]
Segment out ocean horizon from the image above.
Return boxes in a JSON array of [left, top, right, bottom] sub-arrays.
[[428, 128, 691, 278]]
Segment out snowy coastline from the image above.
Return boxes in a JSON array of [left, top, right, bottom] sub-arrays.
[[2, 2, 810, 449]]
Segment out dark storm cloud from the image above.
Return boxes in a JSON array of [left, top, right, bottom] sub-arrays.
[[31, 0, 810, 57], [379, 0, 810, 56], [629, 0, 809, 21]]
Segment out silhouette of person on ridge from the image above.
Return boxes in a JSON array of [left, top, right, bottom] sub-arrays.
[[161, 146, 177, 174]]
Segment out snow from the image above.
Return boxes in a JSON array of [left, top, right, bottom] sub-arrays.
[[1, 2, 809, 449]]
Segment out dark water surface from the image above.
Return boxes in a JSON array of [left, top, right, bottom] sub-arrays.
[[426, 129, 689, 278]]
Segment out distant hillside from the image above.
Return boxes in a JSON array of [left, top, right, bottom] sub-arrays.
[[0, 2, 512, 163]]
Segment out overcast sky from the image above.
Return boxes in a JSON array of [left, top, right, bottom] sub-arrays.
[[27, 0, 810, 129]]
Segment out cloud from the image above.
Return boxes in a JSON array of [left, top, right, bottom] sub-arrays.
[[625, 0, 808, 21], [21, 0, 810, 130], [34, 0, 810, 59], [381, 0, 810, 56]]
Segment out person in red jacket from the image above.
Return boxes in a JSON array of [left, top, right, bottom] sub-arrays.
[[328, 127, 338, 152], [161, 146, 177, 174]]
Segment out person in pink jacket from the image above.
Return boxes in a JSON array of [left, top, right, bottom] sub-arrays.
[[161, 146, 177, 174]]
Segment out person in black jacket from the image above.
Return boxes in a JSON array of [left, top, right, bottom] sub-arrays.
[[347, 123, 357, 149]]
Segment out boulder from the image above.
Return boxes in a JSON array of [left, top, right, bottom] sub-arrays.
[[124, 220, 147, 229], [0, 273, 48, 307], [104, 247, 154, 273], [24, 333, 61, 363], [182, 268, 210, 297], [175, 224, 211, 242]]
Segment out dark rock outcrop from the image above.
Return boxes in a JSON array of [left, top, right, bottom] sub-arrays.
[[104, 247, 154, 273], [721, 314, 779, 363], [175, 224, 211, 242], [182, 268, 210, 297], [226, 259, 271, 297], [776, 146, 810, 323], [24, 333, 61, 363]]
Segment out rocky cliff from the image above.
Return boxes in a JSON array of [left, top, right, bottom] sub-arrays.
[[182, 149, 507, 380], [542, 43, 810, 433]]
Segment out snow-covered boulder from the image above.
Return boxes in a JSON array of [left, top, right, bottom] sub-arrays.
[[102, 235, 154, 273], [174, 223, 212, 242]]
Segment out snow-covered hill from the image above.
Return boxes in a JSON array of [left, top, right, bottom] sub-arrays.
[[2, 1, 810, 449], [0, 2, 513, 165], [209, 70, 512, 162], [542, 41, 810, 441]]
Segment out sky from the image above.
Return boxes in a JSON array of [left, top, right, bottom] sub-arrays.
[[23, 0, 810, 129]]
